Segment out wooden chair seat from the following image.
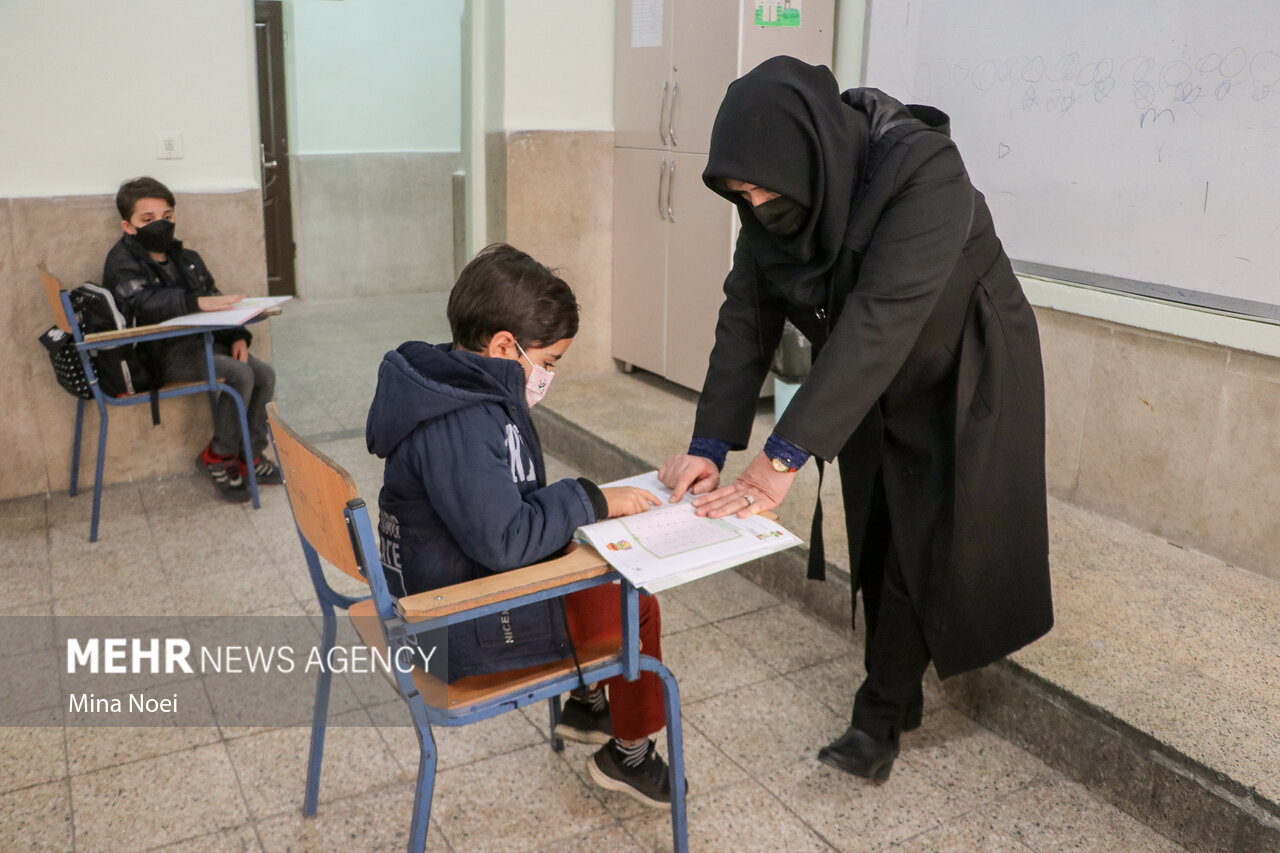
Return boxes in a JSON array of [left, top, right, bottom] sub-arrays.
[[351, 599, 620, 711]]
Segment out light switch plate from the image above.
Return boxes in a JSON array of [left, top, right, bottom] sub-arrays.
[[156, 132, 184, 159]]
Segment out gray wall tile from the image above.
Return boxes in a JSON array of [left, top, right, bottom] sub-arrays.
[[294, 151, 459, 301]]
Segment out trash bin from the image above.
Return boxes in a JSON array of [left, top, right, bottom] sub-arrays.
[[771, 320, 810, 420]]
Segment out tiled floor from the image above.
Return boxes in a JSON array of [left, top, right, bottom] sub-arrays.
[[0, 294, 1190, 852]]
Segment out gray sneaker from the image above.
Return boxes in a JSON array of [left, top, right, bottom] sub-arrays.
[[554, 697, 613, 745], [587, 739, 671, 809]]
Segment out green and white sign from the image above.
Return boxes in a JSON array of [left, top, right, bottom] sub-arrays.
[[755, 0, 801, 28]]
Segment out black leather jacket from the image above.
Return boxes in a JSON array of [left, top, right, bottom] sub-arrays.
[[102, 234, 250, 347]]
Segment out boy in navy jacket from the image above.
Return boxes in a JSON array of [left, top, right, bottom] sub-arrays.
[[367, 244, 673, 808]]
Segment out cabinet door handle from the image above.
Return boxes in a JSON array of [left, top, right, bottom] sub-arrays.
[[666, 157, 676, 222], [658, 157, 669, 221], [667, 81, 680, 147], [658, 81, 670, 146]]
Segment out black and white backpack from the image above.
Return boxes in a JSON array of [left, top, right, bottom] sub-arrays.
[[71, 283, 158, 399], [37, 325, 92, 399], [38, 283, 161, 422]]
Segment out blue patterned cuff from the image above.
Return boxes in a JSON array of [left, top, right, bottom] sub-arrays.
[[764, 433, 811, 471], [687, 436, 730, 471]]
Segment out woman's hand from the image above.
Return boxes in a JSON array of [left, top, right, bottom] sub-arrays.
[[693, 451, 796, 519], [600, 487, 662, 518], [658, 454, 721, 502]]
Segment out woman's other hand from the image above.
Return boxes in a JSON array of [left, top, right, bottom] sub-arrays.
[[658, 454, 721, 502], [601, 487, 662, 518], [693, 451, 795, 519]]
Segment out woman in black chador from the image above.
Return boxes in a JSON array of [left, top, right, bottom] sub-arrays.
[[659, 57, 1053, 781]]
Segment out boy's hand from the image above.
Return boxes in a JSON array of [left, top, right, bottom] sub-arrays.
[[198, 294, 245, 312], [601, 487, 662, 518], [231, 339, 249, 363], [658, 454, 720, 502]]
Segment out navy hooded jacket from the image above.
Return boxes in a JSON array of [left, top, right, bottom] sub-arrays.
[[366, 341, 606, 682]]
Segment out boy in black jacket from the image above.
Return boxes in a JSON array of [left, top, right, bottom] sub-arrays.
[[103, 176, 281, 502], [366, 244, 675, 808]]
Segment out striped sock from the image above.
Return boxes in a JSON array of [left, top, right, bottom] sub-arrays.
[[614, 738, 650, 768], [572, 686, 607, 713]]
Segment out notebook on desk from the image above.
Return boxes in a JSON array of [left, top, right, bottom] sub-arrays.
[[158, 295, 292, 327], [574, 470, 801, 593]]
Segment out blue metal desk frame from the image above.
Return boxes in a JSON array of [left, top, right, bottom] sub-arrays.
[[297, 495, 689, 853], [62, 289, 263, 540]]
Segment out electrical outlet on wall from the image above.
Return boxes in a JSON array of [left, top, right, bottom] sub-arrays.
[[156, 132, 184, 159]]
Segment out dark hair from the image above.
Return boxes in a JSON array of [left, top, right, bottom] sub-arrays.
[[115, 176, 175, 221], [448, 243, 579, 351]]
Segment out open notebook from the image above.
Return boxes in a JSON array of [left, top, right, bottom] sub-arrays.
[[575, 471, 801, 593], [158, 295, 292, 327]]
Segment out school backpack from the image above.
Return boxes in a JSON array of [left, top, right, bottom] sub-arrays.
[[38, 283, 162, 423], [37, 324, 92, 399]]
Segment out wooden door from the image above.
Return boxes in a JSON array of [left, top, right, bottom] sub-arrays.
[[255, 0, 297, 296], [614, 0, 675, 151], [667, 0, 740, 155], [663, 151, 735, 391], [611, 148, 671, 376]]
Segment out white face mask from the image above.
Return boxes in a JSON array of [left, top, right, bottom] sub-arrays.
[[515, 341, 554, 408]]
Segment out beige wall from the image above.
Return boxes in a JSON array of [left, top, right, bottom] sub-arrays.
[[1, 192, 266, 502], [1038, 307, 1280, 581], [503, 130, 615, 374]]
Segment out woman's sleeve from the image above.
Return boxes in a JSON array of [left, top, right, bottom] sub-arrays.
[[692, 238, 788, 450], [774, 138, 973, 461], [410, 412, 597, 571]]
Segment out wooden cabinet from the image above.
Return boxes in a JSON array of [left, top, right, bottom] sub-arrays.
[[612, 148, 673, 377], [612, 0, 833, 391]]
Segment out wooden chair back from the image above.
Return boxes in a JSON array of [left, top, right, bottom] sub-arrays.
[[38, 264, 71, 333], [267, 402, 368, 584]]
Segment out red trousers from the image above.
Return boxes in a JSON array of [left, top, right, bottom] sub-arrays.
[[563, 583, 665, 740]]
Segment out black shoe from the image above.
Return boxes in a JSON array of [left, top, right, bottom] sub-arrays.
[[553, 696, 613, 745], [196, 452, 251, 503], [239, 455, 285, 486], [904, 699, 924, 733], [817, 725, 898, 781], [588, 739, 671, 809]]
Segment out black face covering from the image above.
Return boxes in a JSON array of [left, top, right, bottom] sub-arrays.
[[132, 219, 175, 254], [753, 196, 809, 237], [703, 57, 870, 305]]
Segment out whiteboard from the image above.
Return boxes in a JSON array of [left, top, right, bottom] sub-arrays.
[[864, 0, 1280, 320]]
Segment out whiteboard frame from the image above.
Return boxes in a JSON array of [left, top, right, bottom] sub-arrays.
[[1014, 262, 1280, 325], [1019, 274, 1280, 359]]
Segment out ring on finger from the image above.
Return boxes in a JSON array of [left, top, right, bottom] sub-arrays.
[[743, 494, 756, 507]]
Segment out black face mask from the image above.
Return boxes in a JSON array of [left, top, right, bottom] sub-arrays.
[[132, 219, 175, 254], [752, 196, 808, 238]]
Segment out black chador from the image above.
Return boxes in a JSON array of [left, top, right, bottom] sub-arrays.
[[691, 57, 1054, 774]]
